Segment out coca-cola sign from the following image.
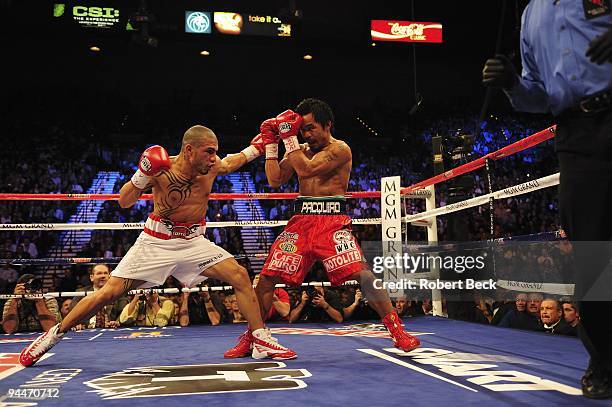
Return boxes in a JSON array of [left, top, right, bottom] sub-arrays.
[[371, 20, 443, 43]]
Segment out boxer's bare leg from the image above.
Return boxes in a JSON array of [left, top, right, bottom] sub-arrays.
[[59, 277, 144, 333], [203, 258, 264, 330], [254, 274, 279, 320], [349, 269, 394, 317]]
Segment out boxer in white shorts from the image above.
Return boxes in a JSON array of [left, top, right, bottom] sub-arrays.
[[20, 125, 296, 367]]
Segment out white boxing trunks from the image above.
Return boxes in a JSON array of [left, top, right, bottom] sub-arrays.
[[111, 214, 233, 288]]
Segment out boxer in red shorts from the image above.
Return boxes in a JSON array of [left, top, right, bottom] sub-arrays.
[[225, 98, 420, 358]]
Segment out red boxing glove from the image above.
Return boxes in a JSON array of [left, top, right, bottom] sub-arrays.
[[131, 145, 170, 189], [260, 118, 280, 160], [241, 134, 265, 163], [139, 145, 170, 176], [276, 110, 303, 154]]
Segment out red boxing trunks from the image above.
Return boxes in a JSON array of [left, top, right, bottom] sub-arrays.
[[261, 196, 364, 286]]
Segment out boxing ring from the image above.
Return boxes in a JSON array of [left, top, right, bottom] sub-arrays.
[[1, 124, 597, 405], [0, 318, 589, 406]]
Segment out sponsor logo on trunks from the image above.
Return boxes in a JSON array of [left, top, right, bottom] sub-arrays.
[[85, 362, 311, 399], [276, 231, 299, 242], [160, 220, 202, 238], [332, 230, 352, 243], [300, 201, 341, 214], [333, 230, 356, 253], [335, 241, 357, 254], [198, 253, 225, 270], [268, 250, 302, 275], [322, 250, 362, 272], [360, 347, 582, 395], [113, 331, 173, 339], [279, 242, 298, 253]]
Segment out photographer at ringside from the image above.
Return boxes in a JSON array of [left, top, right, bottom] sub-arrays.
[[120, 291, 174, 327], [1, 274, 60, 334], [288, 285, 344, 323]]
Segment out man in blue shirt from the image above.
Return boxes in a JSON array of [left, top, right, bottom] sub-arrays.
[[482, 0, 612, 399]]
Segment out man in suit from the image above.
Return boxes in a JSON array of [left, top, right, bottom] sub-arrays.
[[70, 264, 128, 330]]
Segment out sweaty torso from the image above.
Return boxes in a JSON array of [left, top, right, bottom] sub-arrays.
[[298, 140, 351, 197], [151, 161, 216, 223]]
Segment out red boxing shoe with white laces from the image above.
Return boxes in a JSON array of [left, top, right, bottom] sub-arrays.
[[382, 311, 420, 352], [251, 328, 297, 360], [19, 323, 64, 367], [224, 329, 254, 358]]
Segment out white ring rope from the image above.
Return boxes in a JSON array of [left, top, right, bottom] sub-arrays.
[[0, 218, 382, 231], [0, 280, 361, 299], [405, 173, 559, 223]]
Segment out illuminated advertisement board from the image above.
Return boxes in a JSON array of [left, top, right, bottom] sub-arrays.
[[185, 11, 212, 34], [371, 20, 443, 43], [53, 3, 121, 29], [213, 12, 291, 37]]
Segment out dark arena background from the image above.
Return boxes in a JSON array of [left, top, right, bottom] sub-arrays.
[[0, 0, 609, 406]]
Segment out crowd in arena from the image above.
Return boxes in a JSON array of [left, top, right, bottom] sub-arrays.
[[0, 95, 576, 338]]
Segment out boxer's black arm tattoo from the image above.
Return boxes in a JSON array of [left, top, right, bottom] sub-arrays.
[[158, 171, 193, 218]]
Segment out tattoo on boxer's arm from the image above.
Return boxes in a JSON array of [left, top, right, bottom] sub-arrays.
[[324, 143, 343, 162], [158, 171, 193, 218], [3, 314, 17, 322]]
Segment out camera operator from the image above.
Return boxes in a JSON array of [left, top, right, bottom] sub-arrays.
[[342, 288, 379, 321], [2, 274, 60, 334], [120, 291, 174, 327], [288, 285, 343, 323]]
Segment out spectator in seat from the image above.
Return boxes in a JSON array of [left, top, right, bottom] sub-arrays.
[[70, 264, 128, 329], [0, 264, 19, 287], [228, 294, 247, 323], [561, 299, 581, 329], [254, 274, 290, 322], [541, 298, 576, 336], [60, 299, 72, 319], [527, 292, 544, 322], [183, 289, 223, 326], [498, 292, 541, 331]]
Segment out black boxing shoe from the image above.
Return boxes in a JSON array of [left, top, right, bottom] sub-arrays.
[[582, 363, 612, 399]]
